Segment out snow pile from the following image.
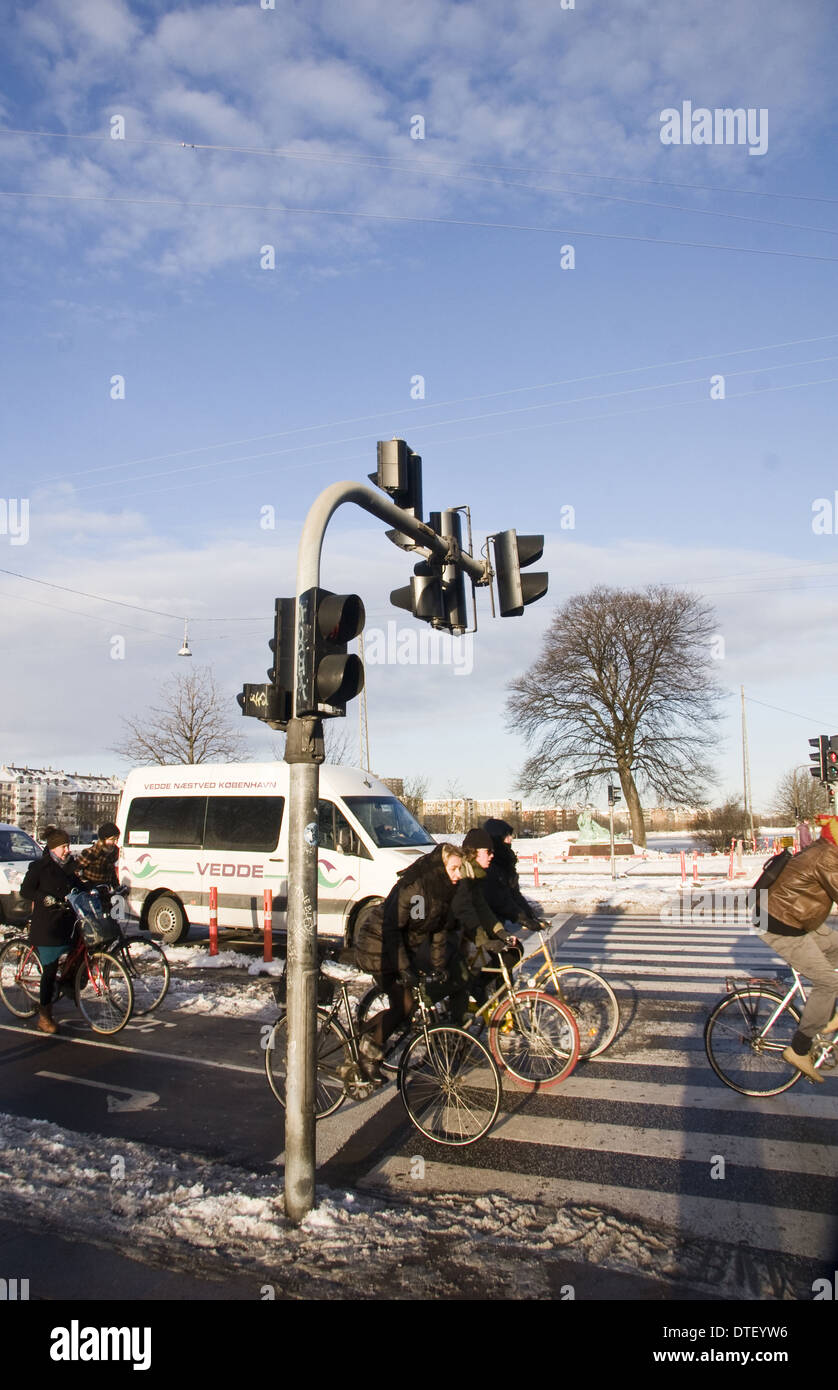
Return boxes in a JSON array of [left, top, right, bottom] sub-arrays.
[[0, 1111, 799, 1300]]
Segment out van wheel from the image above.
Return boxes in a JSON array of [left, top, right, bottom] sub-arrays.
[[146, 896, 188, 946]]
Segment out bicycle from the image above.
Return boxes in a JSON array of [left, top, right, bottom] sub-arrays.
[[0, 917, 134, 1035], [515, 921, 620, 1059], [358, 947, 581, 1089], [264, 959, 502, 1145], [87, 884, 170, 1014], [704, 970, 838, 1095]]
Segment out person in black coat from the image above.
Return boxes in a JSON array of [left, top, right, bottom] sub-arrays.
[[19, 828, 84, 1034], [354, 842, 465, 1078], [483, 818, 543, 931], [451, 828, 522, 1008]]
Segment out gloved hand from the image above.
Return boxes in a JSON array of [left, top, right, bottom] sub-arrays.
[[397, 966, 419, 990], [425, 969, 448, 988]]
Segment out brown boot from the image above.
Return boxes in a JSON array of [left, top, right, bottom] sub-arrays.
[[36, 1007, 58, 1035], [782, 1046, 824, 1083]]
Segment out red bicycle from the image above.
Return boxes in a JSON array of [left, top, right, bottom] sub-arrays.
[[0, 926, 134, 1034]]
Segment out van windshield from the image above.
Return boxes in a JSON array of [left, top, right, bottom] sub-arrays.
[[343, 797, 434, 848], [0, 829, 40, 862]]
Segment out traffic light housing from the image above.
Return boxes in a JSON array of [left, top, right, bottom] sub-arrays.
[[608, 785, 621, 807], [390, 509, 469, 634], [371, 438, 423, 550], [493, 530, 548, 616], [810, 735, 830, 783], [237, 596, 294, 730], [296, 588, 365, 717]]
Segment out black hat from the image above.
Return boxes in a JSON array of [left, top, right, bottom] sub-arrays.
[[98, 822, 120, 841], [484, 818, 514, 841], [45, 829, 70, 849], [462, 828, 494, 852]]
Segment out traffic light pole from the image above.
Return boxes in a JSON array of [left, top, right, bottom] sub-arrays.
[[283, 481, 487, 1225]]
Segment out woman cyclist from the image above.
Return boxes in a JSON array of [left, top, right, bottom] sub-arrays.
[[19, 828, 85, 1034]]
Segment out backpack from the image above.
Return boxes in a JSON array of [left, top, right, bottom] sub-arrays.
[[751, 849, 791, 928]]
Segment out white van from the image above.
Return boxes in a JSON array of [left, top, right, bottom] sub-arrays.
[[0, 824, 42, 927], [116, 763, 435, 946]]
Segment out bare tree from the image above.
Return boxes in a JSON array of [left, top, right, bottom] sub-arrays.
[[692, 796, 750, 853], [402, 775, 429, 821], [507, 585, 724, 846], [771, 766, 829, 823], [113, 666, 249, 765]]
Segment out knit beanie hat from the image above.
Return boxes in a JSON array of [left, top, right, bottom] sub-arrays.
[[484, 818, 514, 841], [45, 829, 70, 849], [462, 828, 494, 852], [98, 822, 120, 841], [820, 818, 838, 846]]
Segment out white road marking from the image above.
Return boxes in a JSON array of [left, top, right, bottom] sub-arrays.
[[36, 1070, 160, 1112]]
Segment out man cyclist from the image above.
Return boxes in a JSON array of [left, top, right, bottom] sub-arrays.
[[759, 817, 838, 1083], [77, 822, 120, 891]]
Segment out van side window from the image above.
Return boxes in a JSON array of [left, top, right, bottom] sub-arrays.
[[318, 801, 336, 851], [125, 797, 206, 848], [204, 797, 284, 853]]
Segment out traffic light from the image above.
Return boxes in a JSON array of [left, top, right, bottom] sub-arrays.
[[391, 560, 445, 625], [371, 438, 423, 550], [296, 588, 365, 717], [492, 530, 548, 616], [390, 509, 469, 634], [608, 785, 621, 806], [810, 735, 830, 782], [430, 509, 468, 634], [829, 736, 838, 782], [237, 596, 294, 730]]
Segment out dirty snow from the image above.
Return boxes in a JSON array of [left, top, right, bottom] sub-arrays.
[[0, 1110, 800, 1300]]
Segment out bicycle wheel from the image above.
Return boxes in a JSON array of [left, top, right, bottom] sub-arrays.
[[489, 989, 579, 1088], [704, 987, 802, 1096], [398, 1026, 501, 1146], [264, 1008, 349, 1118], [75, 950, 134, 1034], [357, 986, 413, 1076], [538, 964, 620, 1058], [119, 937, 170, 1013], [0, 939, 40, 1018]]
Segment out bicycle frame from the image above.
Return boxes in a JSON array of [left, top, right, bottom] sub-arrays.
[[726, 971, 806, 1042]]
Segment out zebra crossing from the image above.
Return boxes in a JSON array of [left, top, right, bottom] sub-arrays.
[[352, 910, 838, 1291]]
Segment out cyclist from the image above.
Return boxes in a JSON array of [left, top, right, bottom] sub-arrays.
[[354, 842, 464, 1080], [452, 828, 522, 1008], [483, 818, 544, 933], [759, 817, 838, 1083], [19, 828, 85, 1034], [77, 822, 120, 891]]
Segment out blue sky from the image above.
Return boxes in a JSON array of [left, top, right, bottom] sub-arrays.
[[1, 0, 837, 810]]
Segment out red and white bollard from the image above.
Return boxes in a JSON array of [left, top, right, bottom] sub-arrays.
[[728, 844, 736, 880], [680, 851, 686, 885], [692, 852, 700, 883], [209, 885, 218, 957], [263, 888, 273, 962], [532, 851, 540, 888]]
